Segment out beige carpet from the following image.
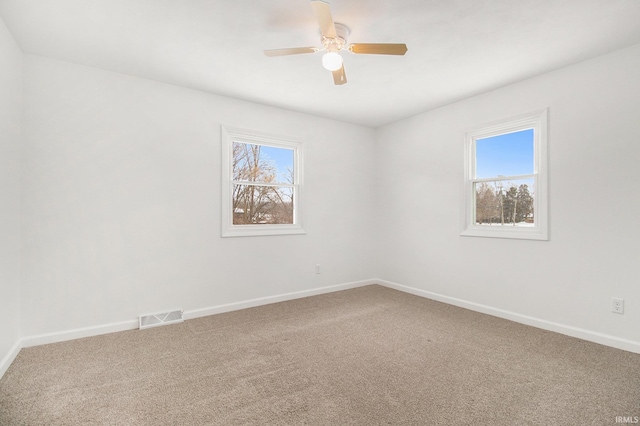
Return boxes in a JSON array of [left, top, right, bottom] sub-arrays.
[[1, 285, 639, 425]]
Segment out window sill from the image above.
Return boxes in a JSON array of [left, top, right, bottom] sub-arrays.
[[461, 226, 548, 241], [222, 224, 307, 238]]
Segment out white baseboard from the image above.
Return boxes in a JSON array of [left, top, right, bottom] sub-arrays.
[[20, 319, 139, 349], [0, 339, 22, 380], [5, 277, 634, 381], [184, 279, 376, 320], [377, 279, 640, 354], [1, 279, 375, 379]]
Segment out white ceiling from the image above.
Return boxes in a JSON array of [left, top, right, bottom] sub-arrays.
[[2, 0, 640, 127]]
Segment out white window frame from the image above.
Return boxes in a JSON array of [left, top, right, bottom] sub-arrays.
[[221, 126, 305, 237], [461, 109, 548, 240]]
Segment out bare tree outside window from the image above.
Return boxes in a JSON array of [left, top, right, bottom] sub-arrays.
[[232, 142, 294, 225], [221, 126, 304, 237]]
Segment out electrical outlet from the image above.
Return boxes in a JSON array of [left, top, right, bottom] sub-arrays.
[[315, 264, 321, 274], [611, 297, 624, 314]]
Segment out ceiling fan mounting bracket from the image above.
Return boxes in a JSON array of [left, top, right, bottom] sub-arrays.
[[333, 23, 350, 41]]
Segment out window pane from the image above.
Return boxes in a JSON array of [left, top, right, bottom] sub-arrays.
[[475, 129, 534, 178], [232, 184, 294, 225], [233, 142, 294, 184], [474, 179, 535, 226]]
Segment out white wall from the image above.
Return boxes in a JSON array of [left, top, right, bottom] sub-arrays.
[[20, 55, 376, 337], [0, 16, 21, 374], [375, 44, 640, 348], [8, 33, 640, 360]]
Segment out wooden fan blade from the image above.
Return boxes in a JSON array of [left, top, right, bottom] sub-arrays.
[[332, 65, 347, 85], [348, 43, 408, 55], [310, 0, 337, 38], [264, 47, 319, 57]]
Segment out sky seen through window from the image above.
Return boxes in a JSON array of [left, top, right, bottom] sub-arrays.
[[475, 129, 534, 179]]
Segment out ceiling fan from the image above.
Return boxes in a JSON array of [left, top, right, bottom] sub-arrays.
[[264, 0, 408, 85]]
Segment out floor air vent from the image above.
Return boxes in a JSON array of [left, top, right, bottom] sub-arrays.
[[139, 309, 184, 330]]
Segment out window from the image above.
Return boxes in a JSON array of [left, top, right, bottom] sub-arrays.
[[462, 109, 548, 240], [221, 126, 305, 237]]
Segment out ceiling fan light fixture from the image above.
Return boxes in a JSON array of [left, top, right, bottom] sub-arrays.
[[322, 51, 343, 71]]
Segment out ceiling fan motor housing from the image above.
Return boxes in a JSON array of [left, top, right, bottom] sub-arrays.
[[322, 22, 350, 52]]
